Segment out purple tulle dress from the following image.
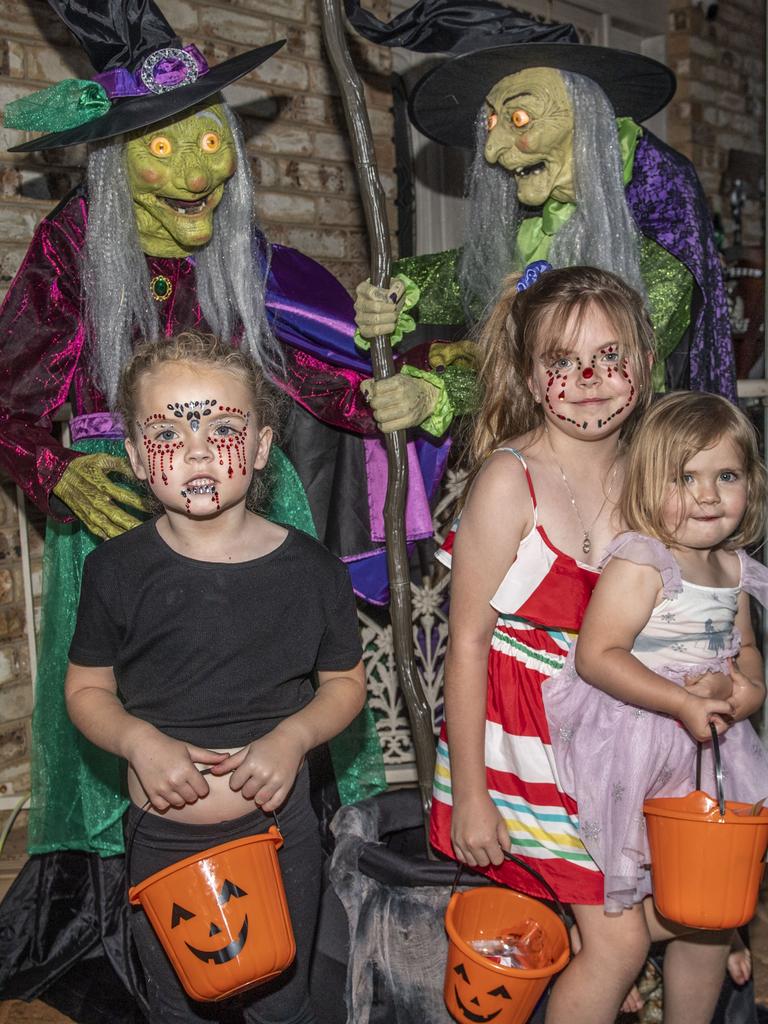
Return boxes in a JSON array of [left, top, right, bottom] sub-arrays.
[[543, 532, 768, 913]]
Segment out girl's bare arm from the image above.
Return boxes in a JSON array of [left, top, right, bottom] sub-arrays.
[[444, 453, 532, 866]]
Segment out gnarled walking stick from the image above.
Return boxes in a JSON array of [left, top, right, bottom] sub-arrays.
[[320, 0, 436, 825]]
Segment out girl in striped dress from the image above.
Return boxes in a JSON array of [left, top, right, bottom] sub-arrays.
[[429, 266, 737, 1023]]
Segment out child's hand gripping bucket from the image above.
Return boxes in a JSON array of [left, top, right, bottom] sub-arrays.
[[643, 723, 768, 930], [443, 852, 571, 1024], [127, 810, 296, 1003]]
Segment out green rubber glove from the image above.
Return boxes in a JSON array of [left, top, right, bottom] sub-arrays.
[[53, 453, 151, 539]]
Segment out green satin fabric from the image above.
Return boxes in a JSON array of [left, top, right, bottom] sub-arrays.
[[29, 439, 385, 856]]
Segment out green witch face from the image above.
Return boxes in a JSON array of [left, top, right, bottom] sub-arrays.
[[125, 102, 236, 258]]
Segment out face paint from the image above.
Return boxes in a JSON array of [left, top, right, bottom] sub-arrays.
[[127, 363, 272, 525], [125, 104, 236, 258], [207, 407, 251, 479], [531, 306, 639, 438], [139, 416, 184, 485], [484, 68, 575, 206]]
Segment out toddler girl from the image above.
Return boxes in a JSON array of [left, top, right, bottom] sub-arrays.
[[65, 332, 366, 1023], [545, 391, 768, 916]]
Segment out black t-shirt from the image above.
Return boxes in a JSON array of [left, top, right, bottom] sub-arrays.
[[69, 520, 363, 747]]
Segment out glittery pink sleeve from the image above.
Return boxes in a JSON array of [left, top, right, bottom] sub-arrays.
[[279, 342, 438, 435], [0, 195, 90, 517], [281, 348, 377, 434]]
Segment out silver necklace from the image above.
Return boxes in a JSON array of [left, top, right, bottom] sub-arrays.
[[547, 436, 619, 555]]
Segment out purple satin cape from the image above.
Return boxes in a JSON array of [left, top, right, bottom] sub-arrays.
[[628, 131, 736, 399], [0, 187, 447, 604]]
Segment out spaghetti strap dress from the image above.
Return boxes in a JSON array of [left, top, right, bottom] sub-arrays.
[[429, 448, 605, 904], [543, 531, 768, 912]]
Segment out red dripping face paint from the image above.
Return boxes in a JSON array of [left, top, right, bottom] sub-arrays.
[[139, 415, 184, 485], [207, 407, 251, 479]]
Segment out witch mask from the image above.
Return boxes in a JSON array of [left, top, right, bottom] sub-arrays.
[[125, 102, 236, 257], [484, 68, 574, 207]]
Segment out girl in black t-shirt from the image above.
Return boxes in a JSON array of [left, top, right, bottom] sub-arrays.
[[65, 332, 366, 1024]]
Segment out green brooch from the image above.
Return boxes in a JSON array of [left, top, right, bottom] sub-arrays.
[[150, 274, 173, 301]]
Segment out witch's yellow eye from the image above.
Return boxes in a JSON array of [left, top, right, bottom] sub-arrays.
[[511, 109, 531, 128], [149, 136, 173, 158], [487, 112, 498, 131], [201, 131, 221, 153]]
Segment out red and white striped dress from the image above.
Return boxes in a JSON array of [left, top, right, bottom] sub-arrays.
[[429, 448, 604, 904]]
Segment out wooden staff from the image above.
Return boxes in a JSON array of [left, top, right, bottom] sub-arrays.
[[320, 0, 436, 823]]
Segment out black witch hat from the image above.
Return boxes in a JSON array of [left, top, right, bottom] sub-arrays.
[[5, 0, 283, 152], [345, 0, 676, 148]]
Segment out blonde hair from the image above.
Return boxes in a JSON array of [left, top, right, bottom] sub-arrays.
[[621, 391, 767, 549], [468, 265, 655, 469], [117, 332, 283, 508]]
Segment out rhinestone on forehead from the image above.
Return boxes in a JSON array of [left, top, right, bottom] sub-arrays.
[[140, 48, 200, 95]]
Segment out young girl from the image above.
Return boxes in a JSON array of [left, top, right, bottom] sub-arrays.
[[64, 332, 366, 1024], [429, 266, 743, 1023], [544, 393, 768, 954]]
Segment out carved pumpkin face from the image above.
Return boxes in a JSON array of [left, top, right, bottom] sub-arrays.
[[451, 962, 513, 1022], [171, 878, 250, 965]]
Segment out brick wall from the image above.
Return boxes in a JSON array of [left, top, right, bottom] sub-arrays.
[[0, 0, 395, 831], [667, 0, 765, 247]]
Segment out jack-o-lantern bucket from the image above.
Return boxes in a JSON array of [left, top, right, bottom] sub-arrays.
[[128, 826, 295, 1002], [643, 725, 768, 930], [443, 855, 570, 1024]]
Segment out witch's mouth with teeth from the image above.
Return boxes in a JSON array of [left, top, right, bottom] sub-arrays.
[[513, 160, 547, 178], [160, 194, 214, 216]]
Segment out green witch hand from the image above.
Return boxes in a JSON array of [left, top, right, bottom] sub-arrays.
[[360, 370, 441, 434], [53, 454, 151, 539], [354, 274, 420, 348]]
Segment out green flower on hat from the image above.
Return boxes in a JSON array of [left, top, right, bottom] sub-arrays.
[[4, 79, 111, 133]]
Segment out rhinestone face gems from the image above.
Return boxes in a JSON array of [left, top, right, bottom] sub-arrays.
[[167, 399, 217, 431]]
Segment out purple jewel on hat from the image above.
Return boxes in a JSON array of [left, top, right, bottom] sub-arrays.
[[6, 0, 284, 153]]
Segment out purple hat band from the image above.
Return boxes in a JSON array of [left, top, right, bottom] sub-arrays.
[[93, 45, 209, 99]]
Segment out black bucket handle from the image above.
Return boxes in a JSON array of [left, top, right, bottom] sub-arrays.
[[450, 852, 573, 955], [695, 721, 726, 817]]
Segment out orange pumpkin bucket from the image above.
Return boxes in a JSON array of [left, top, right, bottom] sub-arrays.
[[128, 825, 296, 1002], [643, 724, 768, 930], [443, 855, 570, 1024]]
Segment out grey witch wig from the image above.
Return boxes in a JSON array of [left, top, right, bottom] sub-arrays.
[[82, 106, 279, 406], [458, 71, 645, 322]]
